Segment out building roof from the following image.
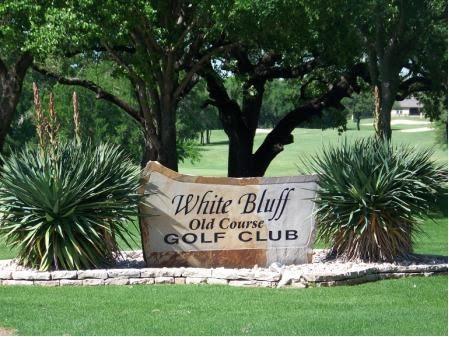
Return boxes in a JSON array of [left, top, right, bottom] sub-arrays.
[[396, 97, 423, 109]]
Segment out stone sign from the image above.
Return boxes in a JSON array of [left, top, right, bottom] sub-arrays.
[[139, 161, 318, 268]]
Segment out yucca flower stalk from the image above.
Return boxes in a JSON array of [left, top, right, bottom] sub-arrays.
[[306, 138, 446, 262], [46, 92, 60, 158], [33, 82, 48, 153], [73, 91, 81, 145]]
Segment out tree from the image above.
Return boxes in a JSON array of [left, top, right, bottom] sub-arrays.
[[345, 0, 447, 140], [0, 1, 48, 153], [342, 89, 375, 130], [31, 0, 237, 170], [417, 91, 448, 145], [177, 80, 220, 145], [199, 1, 366, 177]]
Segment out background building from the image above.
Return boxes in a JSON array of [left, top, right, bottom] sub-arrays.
[[391, 97, 423, 116]]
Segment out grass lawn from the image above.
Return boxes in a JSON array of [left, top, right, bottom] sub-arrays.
[[0, 276, 447, 335], [180, 118, 447, 177], [0, 117, 447, 335]]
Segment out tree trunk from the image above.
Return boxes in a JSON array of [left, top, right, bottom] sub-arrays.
[[140, 134, 159, 168], [373, 81, 395, 141], [158, 98, 178, 171], [0, 55, 32, 153], [0, 89, 18, 153], [200, 131, 204, 145], [227, 130, 255, 177], [206, 129, 211, 144]]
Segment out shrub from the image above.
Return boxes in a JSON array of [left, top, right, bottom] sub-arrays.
[[306, 138, 447, 262], [0, 142, 141, 271]]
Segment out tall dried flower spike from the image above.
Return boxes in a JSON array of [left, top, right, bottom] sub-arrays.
[[33, 82, 47, 152], [73, 91, 81, 145], [47, 92, 60, 151]]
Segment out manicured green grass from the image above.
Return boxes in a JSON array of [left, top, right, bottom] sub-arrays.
[[180, 118, 447, 177], [0, 117, 447, 335], [0, 276, 447, 336], [0, 238, 17, 260], [415, 217, 448, 256]]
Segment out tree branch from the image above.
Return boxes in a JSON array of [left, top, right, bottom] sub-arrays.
[[396, 76, 433, 100], [32, 64, 142, 124], [102, 42, 144, 84], [253, 58, 318, 81], [14, 52, 33, 79], [252, 64, 366, 176], [174, 42, 238, 99], [64, 45, 135, 58], [173, 18, 197, 52]]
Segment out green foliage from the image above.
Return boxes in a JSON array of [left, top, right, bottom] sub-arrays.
[[0, 142, 140, 271], [6, 66, 207, 164], [343, 90, 375, 119], [0, 0, 46, 61], [176, 139, 201, 165], [306, 138, 447, 261], [417, 91, 448, 145], [259, 80, 296, 128], [176, 80, 221, 143]]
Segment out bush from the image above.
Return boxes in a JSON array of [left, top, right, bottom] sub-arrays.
[[0, 142, 141, 271], [306, 138, 447, 262]]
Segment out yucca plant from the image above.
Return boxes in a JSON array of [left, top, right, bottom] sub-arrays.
[[0, 142, 141, 270], [306, 138, 446, 262]]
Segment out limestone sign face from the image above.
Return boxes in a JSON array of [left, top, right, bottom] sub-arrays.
[[139, 162, 318, 268]]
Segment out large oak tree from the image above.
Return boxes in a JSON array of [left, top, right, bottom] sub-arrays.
[[198, 1, 367, 176], [32, 0, 238, 170], [0, 1, 48, 153]]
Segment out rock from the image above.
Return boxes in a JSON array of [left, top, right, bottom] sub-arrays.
[[291, 281, 307, 288], [51, 270, 78, 280], [107, 269, 140, 278], [104, 278, 130, 285], [211, 268, 253, 280], [269, 262, 284, 273], [206, 278, 228, 285], [2, 280, 34, 286], [0, 271, 12, 280], [82, 279, 105, 286], [229, 280, 257, 287], [141, 267, 184, 278], [140, 268, 158, 278], [254, 270, 281, 282], [129, 278, 154, 285], [255, 281, 274, 287], [34, 280, 60, 287], [277, 270, 302, 288], [174, 277, 186, 284], [12, 271, 51, 281], [77, 270, 108, 279], [183, 268, 212, 278], [157, 268, 185, 277], [60, 279, 83, 286], [154, 277, 174, 284], [185, 277, 206, 284]]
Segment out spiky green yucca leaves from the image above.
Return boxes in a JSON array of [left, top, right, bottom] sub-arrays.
[[0, 142, 141, 271], [307, 138, 447, 262]]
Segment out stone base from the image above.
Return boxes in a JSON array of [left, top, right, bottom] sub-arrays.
[[0, 262, 446, 288]]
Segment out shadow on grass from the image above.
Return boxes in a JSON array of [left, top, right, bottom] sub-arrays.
[[202, 140, 229, 146], [435, 193, 448, 217]]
